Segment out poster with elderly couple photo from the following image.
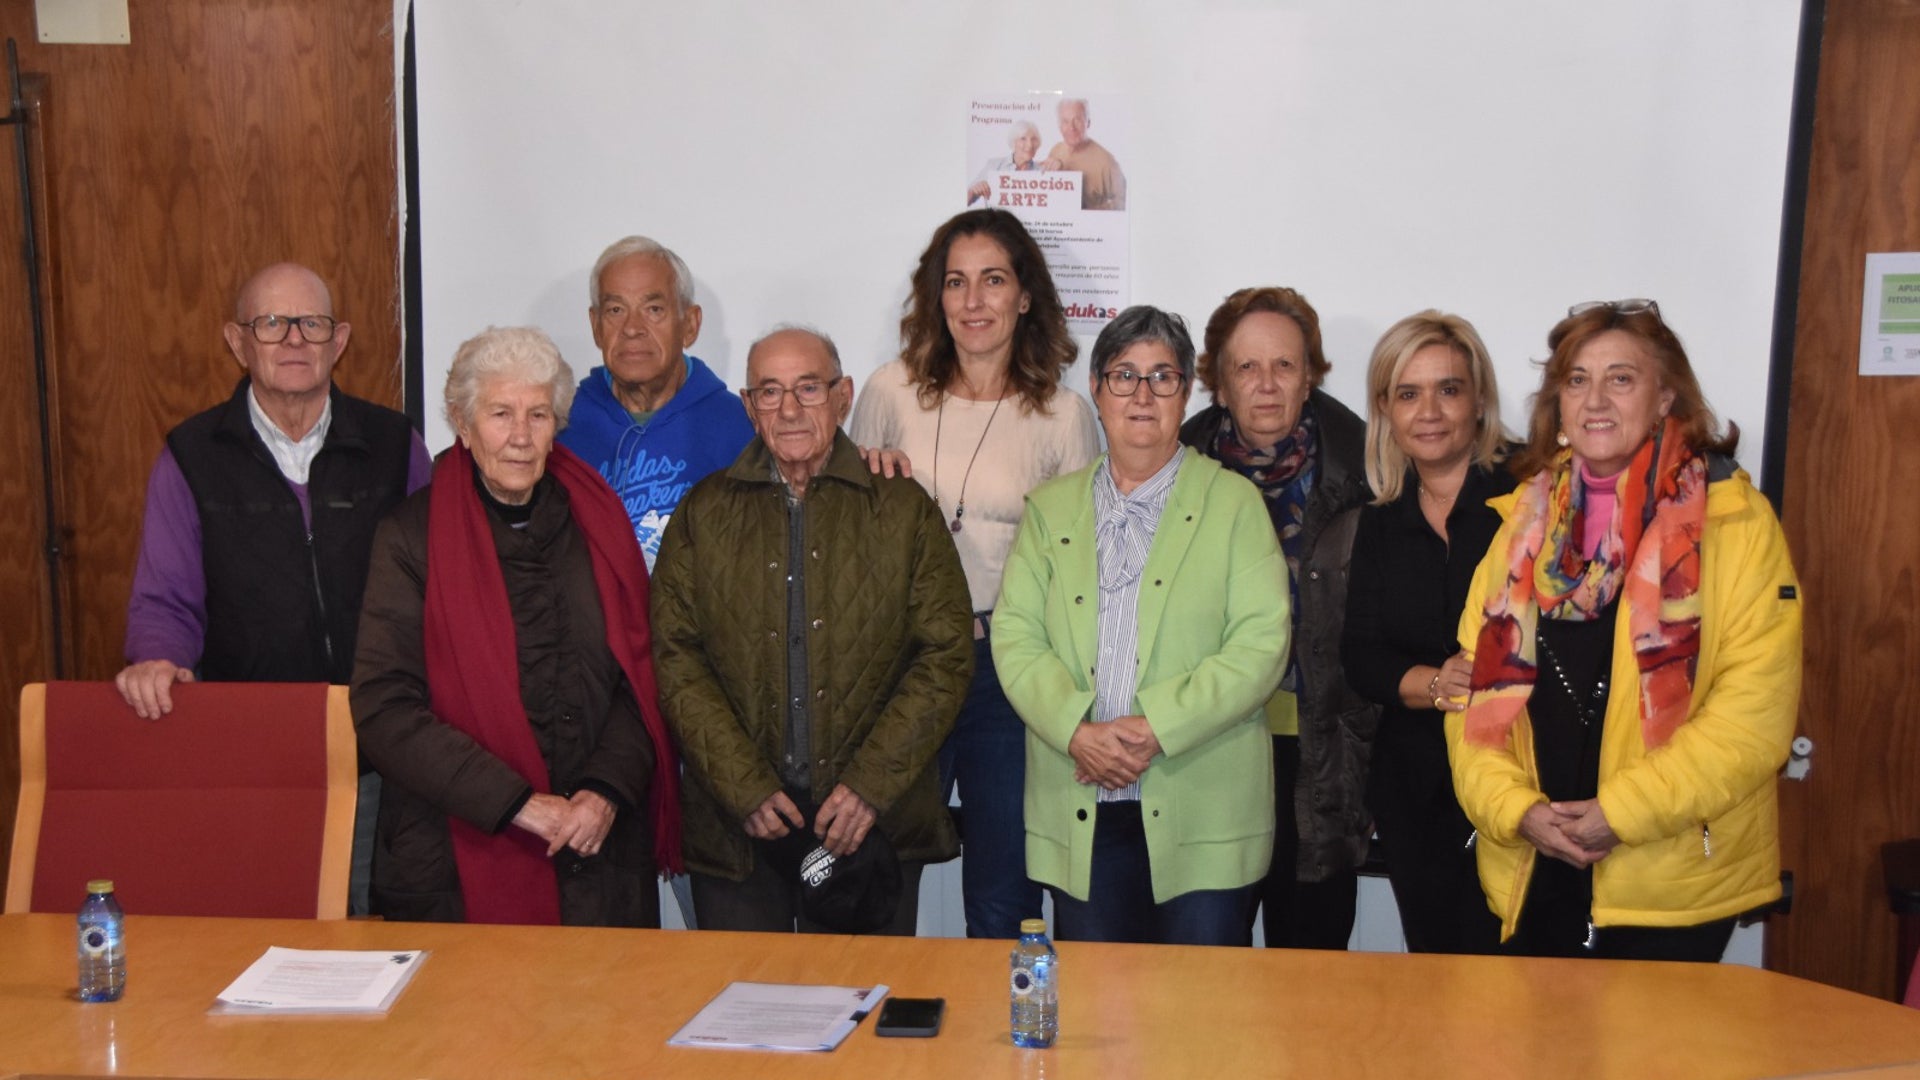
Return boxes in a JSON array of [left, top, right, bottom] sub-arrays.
[[965, 92, 1130, 332]]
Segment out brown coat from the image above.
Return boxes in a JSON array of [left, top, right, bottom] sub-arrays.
[[351, 474, 659, 925]]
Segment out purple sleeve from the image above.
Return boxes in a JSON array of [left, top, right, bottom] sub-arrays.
[[123, 449, 206, 668], [405, 430, 434, 494]]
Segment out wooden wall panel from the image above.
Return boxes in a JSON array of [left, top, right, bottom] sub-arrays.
[[0, 0, 401, 681], [0, 74, 60, 890], [1773, 0, 1920, 998], [0, 1, 401, 897]]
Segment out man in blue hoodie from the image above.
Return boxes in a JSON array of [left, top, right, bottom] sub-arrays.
[[559, 236, 755, 569]]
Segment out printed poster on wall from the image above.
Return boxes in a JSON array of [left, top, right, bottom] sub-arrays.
[[966, 93, 1130, 333], [1859, 252, 1920, 377]]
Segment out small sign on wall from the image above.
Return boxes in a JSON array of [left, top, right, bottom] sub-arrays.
[[1860, 252, 1920, 376], [34, 0, 129, 45]]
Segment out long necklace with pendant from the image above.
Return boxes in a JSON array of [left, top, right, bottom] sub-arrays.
[[932, 389, 1004, 534]]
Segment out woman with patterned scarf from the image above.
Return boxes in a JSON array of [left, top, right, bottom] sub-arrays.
[[1178, 287, 1379, 950], [1448, 300, 1801, 960]]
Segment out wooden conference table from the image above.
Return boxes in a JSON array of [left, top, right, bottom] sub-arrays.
[[4, 914, 1920, 1079]]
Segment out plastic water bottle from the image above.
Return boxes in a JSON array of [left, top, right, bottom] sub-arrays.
[[1010, 917, 1057, 1048], [77, 879, 125, 1003]]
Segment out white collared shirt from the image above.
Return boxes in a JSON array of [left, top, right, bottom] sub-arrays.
[[247, 388, 332, 485]]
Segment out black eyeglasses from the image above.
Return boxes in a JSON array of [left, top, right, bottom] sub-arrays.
[[238, 314, 339, 344], [742, 376, 844, 412], [1568, 298, 1660, 319], [1100, 368, 1188, 398]]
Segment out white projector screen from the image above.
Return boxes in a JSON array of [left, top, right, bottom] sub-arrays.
[[409, 2, 1801, 483]]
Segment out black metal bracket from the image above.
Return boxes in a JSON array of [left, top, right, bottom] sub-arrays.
[[8, 36, 69, 677]]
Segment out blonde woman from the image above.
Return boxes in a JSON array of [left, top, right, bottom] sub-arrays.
[[1340, 310, 1512, 953]]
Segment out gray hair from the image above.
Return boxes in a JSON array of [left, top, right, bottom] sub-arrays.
[[444, 326, 578, 432], [1059, 97, 1090, 119], [1090, 305, 1196, 381], [747, 323, 843, 377], [588, 235, 695, 310], [1008, 119, 1040, 146]]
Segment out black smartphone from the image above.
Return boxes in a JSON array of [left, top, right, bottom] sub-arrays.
[[874, 996, 945, 1038]]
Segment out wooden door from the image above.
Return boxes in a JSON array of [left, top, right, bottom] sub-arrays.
[[1773, 0, 1920, 999], [0, 0, 401, 896]]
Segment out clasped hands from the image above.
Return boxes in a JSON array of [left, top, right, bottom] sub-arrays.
[[1520, 798, 1620, 868], [512, 789, 616, 858], [743, 783, 876, 858], [1069, 716, 1161, 790]]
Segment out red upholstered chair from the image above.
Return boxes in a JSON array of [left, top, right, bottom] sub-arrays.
[[5, 681, 357, 919]]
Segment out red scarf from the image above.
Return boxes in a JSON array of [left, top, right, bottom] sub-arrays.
[[423, 441, 682, 924]]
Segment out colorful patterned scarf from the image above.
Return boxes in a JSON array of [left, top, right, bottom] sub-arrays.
[[1464, 416, 1706, 750], [1212, 406, 1317, 693]]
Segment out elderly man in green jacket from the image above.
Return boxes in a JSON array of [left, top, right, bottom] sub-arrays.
[[652, 325, 973, 934]]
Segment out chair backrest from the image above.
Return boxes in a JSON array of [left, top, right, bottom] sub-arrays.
[[5, 681, 357, 919]]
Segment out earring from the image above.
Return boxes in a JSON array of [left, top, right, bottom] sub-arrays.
[[1556, 431, 1570, 448]]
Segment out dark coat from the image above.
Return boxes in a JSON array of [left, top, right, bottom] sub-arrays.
[[351, 474, 659, 926], [1343, 459, 1519, 807], [651, 433, 973, 881], [1180, 389, 1381, 881]]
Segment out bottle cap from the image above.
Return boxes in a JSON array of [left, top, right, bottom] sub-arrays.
[[86, 879, 114, 894], [1020, 918, 1047, 935]]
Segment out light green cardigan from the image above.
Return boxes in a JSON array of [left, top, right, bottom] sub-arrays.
[[992, 448, 1290, 903]]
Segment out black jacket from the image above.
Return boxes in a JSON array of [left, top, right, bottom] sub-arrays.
[[1180, 389, 1380, 881], [1341, 456, 1519, 807], [166, 378, 414, 683]]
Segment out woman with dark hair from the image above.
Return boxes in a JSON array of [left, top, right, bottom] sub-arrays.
[[994, 305, 1287, 945], [849, 208, 1099, 938], [1178, 286, 1376, 950], [1341, 310, 1513, 953], [1450, 299, 1801, 960]]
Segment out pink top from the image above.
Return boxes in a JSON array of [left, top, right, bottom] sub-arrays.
[[1579, 462, 1619, 559]]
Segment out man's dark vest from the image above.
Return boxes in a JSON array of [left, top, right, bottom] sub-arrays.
[[166, 378, 415, 684]]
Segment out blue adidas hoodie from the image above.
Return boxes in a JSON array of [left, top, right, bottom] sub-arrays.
[[558, 355, 755, 569]]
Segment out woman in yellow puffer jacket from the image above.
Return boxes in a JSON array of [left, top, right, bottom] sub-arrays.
[[1447, 299, 1801, 961]]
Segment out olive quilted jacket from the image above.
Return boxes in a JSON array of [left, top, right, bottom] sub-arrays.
[[651, 433, 973, 880]]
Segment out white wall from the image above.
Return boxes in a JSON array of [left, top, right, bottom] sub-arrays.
[[410, 1, 1798, 481], [409, 2, 1800, 955]]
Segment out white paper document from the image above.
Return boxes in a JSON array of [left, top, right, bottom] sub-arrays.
[[210, 946, 428, 1015], [668, 981, 889, 1052]]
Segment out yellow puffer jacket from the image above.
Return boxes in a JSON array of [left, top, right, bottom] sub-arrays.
[[1448, 465, 1802, 939]]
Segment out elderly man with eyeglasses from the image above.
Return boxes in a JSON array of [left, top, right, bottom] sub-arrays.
[[651, 325, 973, 934], [116, 263, 430, 906]]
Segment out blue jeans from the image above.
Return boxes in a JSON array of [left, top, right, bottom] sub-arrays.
[[939, 635, 1043, 938], [1047, 802, 1256, 946]]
